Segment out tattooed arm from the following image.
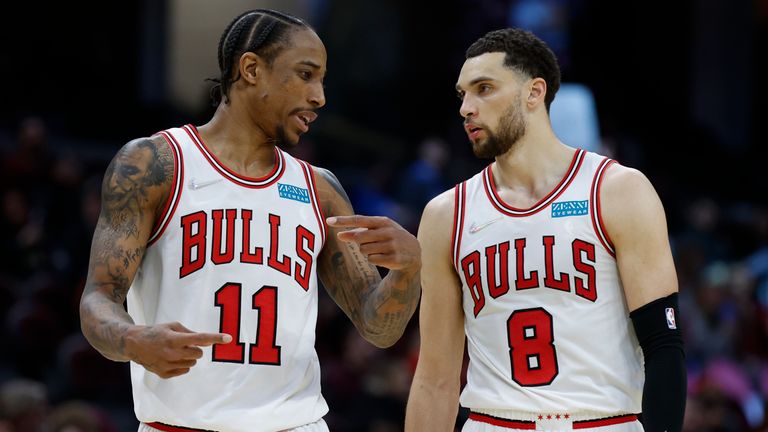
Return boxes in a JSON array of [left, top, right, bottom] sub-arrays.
[[313, 167, 421, 348], [80, 136, 228, 378]]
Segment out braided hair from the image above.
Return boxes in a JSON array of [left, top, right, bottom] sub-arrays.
[[209, 9, 310, 105], [466, 28, 561, 112]]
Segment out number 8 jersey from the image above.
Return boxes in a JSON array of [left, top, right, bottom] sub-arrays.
[[127, 125, 328, 432], [453, 149, 644, 420]]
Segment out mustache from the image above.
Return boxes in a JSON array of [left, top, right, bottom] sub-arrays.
[[464, 119, 486, 128], [290, 107, 317, 115]]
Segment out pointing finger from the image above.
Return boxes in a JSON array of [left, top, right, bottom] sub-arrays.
[[327, 215, 389, 229], [174, 332, 232, 347], [335, 227, 369, 242]]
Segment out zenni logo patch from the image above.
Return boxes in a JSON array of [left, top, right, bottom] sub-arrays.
[[551, 200, 588, 218], [278, 183, 310, 204]]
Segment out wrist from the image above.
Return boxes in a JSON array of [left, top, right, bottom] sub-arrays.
[[123, 324, 148, 362], [393, 260, 421, 279]]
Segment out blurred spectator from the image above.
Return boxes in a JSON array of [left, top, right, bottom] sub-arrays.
[[48, 400, 114, 432], [1, 117, 54, 194], [346, 162, 415, 230], [680, 261, 739, 362], [0, 379, 48, 432], [550, 83, 602, 153], [508, 0, 571, 71], [395, 136, 450, 229], [0, 188, 46, 280]]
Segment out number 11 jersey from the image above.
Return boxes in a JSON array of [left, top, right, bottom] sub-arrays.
[[127, 125, 328, 431], [452, 149, 643, 419]]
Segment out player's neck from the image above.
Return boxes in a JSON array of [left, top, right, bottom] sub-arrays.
[[196, 105, 279, 178], [492, 127, 575, 199]]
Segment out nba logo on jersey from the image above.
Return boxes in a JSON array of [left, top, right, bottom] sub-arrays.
[[665, 307, 677, 329]]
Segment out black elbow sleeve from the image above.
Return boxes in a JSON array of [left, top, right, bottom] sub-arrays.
[[630, 293, 686, 432]]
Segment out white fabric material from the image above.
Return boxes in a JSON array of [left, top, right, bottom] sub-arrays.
[[129, 126, 328, 432], [462, 417, 644, 432], [139, 418, 330, 432], [455, 150, 643, 417]]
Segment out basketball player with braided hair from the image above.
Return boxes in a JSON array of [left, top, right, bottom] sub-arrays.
[[405, 28, 685, 432], [79, 9, 421, 432]]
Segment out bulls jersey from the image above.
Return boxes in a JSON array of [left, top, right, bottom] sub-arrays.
[[452, 149, 643, 420], [127, 125, 328, 431]]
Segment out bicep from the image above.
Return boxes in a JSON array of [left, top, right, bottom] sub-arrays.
[[601, 167, 678, 311], [414, 195, 465, 379], [85, 137, 173, 298]]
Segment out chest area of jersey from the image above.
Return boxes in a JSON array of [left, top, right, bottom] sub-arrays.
[[459, 218, 600, 317], [172, 187, 322, 290]]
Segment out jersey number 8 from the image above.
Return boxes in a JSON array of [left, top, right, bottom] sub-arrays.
[[507, 307, 558, 386]]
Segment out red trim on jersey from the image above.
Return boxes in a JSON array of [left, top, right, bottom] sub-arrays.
[[468, 412, 638, 430], [146, 422, 214, 432], [483, 148, 585, 217], [468, 412, 536, 430], [183, 124, 285, 188], [451, 185, 459, 269], [573, 414, 638, 429], [147, 130, 185, 246], [452, 182, 467, 272], [590, 158, 617, 257], [298, 160, 327, 248]]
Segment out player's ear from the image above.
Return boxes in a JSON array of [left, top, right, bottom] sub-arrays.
[[239, 52, 264, 85], [526, 78, 547, 109]]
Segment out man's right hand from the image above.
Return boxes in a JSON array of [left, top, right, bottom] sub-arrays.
[[125, 322, 232, 379]]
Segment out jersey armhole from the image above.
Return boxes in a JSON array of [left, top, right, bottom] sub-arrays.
[[452, 182, 467, 273], [590, 158, 616, 257], [298, 160, 327, 249], [147, 130, 184, 247]]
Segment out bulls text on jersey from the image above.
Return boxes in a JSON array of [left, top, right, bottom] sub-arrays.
[[179, 209, 315, 291], [460, 235, 597, 317]]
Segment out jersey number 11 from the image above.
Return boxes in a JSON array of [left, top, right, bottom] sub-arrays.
[[212, 282, 281, 365]]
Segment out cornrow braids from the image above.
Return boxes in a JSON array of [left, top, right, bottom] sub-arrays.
[[208, 9, 310, 106], [466, 28, 561, 112]]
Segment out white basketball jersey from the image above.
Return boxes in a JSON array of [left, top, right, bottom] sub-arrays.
[[452, 149, 643, 419], [127, 125, 329, 431]]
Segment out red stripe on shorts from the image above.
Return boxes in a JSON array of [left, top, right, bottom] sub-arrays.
[[468, 412, 536, 430], [573, 414, 638, 429]]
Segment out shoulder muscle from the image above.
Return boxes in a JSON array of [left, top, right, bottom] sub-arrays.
[[100, 136, 174, 233], [599, 164, 678, 310], [311, 165, 354, 217]]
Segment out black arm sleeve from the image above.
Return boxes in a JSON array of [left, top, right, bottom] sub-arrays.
[[630, 293, 686, 432]]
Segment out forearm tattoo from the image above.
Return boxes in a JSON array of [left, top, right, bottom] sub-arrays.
[[316, 168, 420, 346], [80, 137, 172, 360]]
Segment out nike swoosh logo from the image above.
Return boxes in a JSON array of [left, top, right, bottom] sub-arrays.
[[468, 217, 502, 233], [188, 178, 223, 190]]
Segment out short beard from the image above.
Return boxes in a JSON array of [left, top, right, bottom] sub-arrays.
[[471, 100, 526, 159], [272, 126, 297, 150]]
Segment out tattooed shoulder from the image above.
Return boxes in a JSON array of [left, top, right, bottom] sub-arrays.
[[101, 136, 174, 230], [312, 166, 353, 216]]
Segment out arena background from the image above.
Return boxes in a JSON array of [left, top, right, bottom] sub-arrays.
[[0, 0, 766, 431]]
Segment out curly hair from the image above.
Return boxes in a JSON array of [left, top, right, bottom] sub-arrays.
[[466, 28, 561, 111], [209, 9, 311, 105]]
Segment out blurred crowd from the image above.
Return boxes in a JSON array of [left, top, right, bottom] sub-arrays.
[[0, 114, 767, 431]]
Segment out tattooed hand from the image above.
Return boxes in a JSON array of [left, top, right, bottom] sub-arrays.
[[126, 322, 231, 379], [314, 167, 421, 348], [327, 215, 420, 272]]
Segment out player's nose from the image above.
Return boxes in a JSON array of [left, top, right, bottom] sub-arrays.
[[308, 83, 325, 108], [459, 96, 476, 119]]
